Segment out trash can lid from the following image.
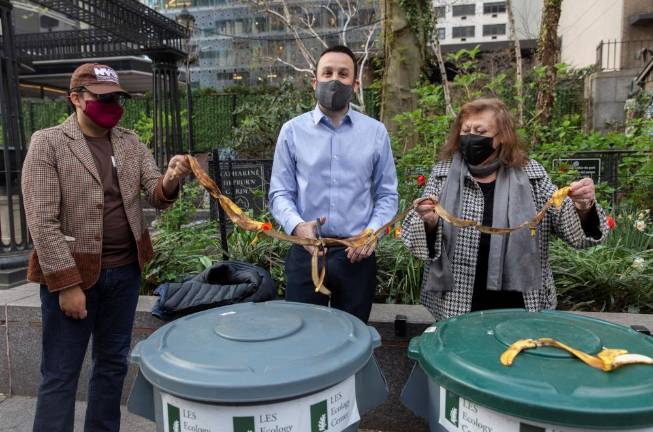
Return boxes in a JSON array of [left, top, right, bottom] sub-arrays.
[[408, 309, 653, 429], [132, 301, 381, 403]]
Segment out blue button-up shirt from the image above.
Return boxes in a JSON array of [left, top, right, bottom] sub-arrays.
[[269, 105, 399, 238]]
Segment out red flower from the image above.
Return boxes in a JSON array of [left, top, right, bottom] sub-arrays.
[[417, 175, 426, 187], [261, 222, 272, 231], [606, 215, 616, 230], [385, 226, 392, 235]]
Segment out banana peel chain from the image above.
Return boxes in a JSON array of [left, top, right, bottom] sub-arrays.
[[185, 155, 571, 295], [501, 338, 653, 372]]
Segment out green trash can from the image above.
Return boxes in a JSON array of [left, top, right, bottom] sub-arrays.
[[401, 309, 653, 431], [127, 300, 388, 432]]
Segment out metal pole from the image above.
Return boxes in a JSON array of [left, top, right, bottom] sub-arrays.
[[212, 148, 229, 260], [186, 64, 194, 154]]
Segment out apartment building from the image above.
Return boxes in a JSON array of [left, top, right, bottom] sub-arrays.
[[432, 0, 542, 53], [141, 0, 379, 89]]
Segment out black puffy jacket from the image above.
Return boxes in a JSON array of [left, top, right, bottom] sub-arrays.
[[152, 261, 277, 321]]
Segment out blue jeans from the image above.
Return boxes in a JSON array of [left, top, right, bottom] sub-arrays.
[[33, 262, 141, 432]]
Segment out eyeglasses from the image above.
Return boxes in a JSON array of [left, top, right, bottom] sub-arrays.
[[70, 87, 128, 106]]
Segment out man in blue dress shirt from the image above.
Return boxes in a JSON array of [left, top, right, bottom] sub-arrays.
[[269, 45, 399, 323]]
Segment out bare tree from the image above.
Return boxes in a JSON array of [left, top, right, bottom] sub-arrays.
[[429, 5, 454, 117], [248, 0, 379, 113], [506, 0, 524, 126], [532, 0, 563, 146]]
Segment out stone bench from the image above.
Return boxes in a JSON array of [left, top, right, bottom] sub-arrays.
[[1, 283, 652, 431]]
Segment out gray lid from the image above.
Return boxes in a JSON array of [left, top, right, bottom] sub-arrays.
[[132, 300, 381, 402]]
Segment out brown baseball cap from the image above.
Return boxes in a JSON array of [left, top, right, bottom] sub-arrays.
[[69, 63, 129, 96]]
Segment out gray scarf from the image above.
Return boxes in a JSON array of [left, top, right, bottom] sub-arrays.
[[425, 153, 542, 293]]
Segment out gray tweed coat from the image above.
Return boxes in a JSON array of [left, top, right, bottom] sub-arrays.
[[401, 159, 608, 321]]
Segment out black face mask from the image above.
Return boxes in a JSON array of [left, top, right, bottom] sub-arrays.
[[315, 79, 353, 111], [459, 134, 496, 165]]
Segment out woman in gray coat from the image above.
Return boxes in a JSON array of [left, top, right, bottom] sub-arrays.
[[401, 98, 608, 321]]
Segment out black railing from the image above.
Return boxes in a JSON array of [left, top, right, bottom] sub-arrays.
[[150, 51, 185, 169], [28, 0, 188, 54], [0, 0, 29, 252], [15, 29, 143, 61], [548, 149, 651, 205], [596, 39, 653, 71]]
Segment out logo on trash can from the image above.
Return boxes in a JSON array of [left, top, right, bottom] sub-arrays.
[[233, 416, 255, 432], [444, 390, 459, 426], [167, 403, 181, 432], [310, 400, 329, 432]]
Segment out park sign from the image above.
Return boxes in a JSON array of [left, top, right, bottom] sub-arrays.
[[216, 161, 270, 216], [553, 158, 601, 184]]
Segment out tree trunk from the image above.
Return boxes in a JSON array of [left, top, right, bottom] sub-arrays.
[[532, 0, 563, 147], [506, 0, 524, 127], [380, 0, 426, 142], [430, 6, 454, 117]]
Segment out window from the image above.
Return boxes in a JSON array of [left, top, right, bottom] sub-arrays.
[[437, 27, 446, 40], [483, 2, 506, 15], [164, 0, 191, 8], [452, 26, 475, 38], [434, 6, 446, 18], [270, 16, 284, 32], [452, 4, 475, 17], [254, 17, 267, 33], [483, 24, 506, 36]]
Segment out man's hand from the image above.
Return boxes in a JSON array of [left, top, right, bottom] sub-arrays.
[[59, 285, 87, 319], [414, 197, 439, 229], [346, 237, 377, 264], [292, 216, 326, 256], [163, 155, 192, 194]]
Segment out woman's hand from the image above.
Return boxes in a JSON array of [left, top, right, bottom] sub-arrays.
[[569, 178, 596, 214], [414, 197, 440, 228]]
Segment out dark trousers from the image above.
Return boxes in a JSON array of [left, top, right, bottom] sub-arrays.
[[33, 262, 141, 432], [284, 245, 377, 323]]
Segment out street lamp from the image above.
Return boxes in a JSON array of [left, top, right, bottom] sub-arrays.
[[176, 8, 196, 154]]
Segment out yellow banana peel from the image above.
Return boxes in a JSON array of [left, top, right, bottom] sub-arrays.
[[501, 338, 653, 372], [187, 154, 576, 294]]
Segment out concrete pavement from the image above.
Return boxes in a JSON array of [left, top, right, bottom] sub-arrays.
[[0, 395, 155, 432], [0, 395, 385, 431]]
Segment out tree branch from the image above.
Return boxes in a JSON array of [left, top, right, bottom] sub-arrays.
[[356, 21, 379, 112], [430, 3, 455, 117]]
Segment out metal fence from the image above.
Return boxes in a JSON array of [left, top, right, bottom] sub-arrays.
[[0, 0, 29, 252], [596, 39, 653, 72], [546, 149, 652, 205], [20, 90, 380, 156]]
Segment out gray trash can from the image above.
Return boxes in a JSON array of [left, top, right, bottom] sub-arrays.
[[128, 300, 388, 432]]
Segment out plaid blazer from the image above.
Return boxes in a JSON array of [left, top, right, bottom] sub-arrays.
[[22, 114, 175, 292], [401, 159, 609, 321]]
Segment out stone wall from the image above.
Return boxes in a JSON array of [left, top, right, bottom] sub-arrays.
[[586, 69, 639, 131]]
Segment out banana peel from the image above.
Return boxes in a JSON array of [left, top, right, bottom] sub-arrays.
[[431, 186, 571, 237], [187, 154, 576, 293], [501, 338, 653, 372]]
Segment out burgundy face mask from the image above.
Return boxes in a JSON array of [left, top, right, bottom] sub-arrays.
[[83, 100, 123, 129]]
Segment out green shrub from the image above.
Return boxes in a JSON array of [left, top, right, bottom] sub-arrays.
[[551, 208, 653, 313]]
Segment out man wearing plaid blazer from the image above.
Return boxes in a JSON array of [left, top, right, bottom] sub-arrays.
[[22, 63, 191, 432]]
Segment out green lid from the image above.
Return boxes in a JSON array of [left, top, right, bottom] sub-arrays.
[[408, 310, 653, 429]]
